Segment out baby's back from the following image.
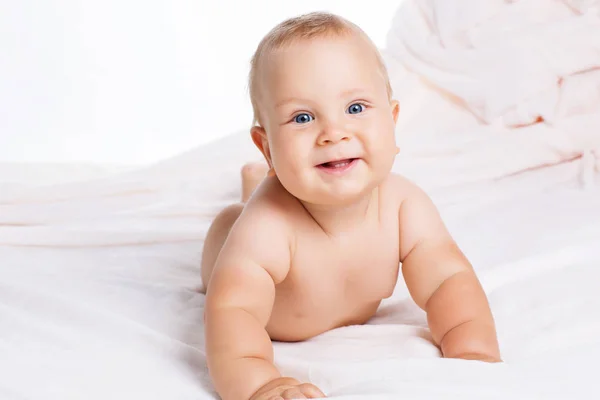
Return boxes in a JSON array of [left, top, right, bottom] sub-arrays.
[[241, 175, 405, 342]]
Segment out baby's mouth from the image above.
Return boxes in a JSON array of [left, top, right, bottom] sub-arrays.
[[316, 158, 359, 173], [319, 158, 354, 168]]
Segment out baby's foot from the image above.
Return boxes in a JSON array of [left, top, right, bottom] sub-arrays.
[[241, 162, 269, 202]]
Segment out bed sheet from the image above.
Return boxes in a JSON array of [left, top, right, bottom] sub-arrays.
[[0, 157, 598, 400]]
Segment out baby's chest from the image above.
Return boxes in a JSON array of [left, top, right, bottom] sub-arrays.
[[288, 233, 401, 301], [265, 222, 402, 340]]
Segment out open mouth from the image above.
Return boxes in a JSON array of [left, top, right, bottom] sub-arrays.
[[316, 158, 359, 174]]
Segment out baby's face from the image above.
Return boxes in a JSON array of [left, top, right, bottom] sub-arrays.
[[254, 34, 399, 206]]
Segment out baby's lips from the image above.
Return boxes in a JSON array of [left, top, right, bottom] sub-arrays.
[[315, 156, 360, 167]]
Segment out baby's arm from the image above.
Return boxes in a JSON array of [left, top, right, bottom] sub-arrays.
[[398, 182, 501, 362], [204, 204, 298, 399]]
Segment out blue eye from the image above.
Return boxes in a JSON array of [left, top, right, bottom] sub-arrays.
[[294, 113, 313, 124], [347, 103, 364, 114]]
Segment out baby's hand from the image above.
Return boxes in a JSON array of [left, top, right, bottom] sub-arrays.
[[249, 377, 326, 400]]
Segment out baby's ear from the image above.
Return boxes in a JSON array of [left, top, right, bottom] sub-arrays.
[[250, 126, 272, 168], [391, 100, 400, 124]]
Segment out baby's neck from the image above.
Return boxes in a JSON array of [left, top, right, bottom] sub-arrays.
[[299, 188, 379, 237]]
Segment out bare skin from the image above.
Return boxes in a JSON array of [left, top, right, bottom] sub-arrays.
[[200, 163, 268, 293], [203, 165, 400, 340], [203, 167, 501, 400], [202, 31, 501, 400]]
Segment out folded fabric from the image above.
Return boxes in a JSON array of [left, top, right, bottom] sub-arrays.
[[386, 0, 600, 127], [382, 0, 600, 192]]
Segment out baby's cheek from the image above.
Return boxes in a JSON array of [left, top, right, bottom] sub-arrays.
[[275, 157, 307, 185]]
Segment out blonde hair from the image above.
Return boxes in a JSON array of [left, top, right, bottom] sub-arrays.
[[248, 11, 393, 127]]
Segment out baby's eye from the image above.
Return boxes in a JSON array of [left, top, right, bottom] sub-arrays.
[[294, 113, 313, 124], [347, 103, 365, 115]]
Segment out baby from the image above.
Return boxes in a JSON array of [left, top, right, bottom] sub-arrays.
[[202, 12, 501, 400]]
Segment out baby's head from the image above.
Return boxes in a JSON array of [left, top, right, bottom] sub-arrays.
[[249, 12, 400, 206]]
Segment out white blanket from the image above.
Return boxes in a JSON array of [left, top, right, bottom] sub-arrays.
[[2, 1, 600, 399], [1, 154, 599, 400]]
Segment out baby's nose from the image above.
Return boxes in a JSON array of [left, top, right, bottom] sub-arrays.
[[317, 125, 350, 145]]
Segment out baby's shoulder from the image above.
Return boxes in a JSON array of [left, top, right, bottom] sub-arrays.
[[380, 172, 424, 207], [222, 177, 299, 283]]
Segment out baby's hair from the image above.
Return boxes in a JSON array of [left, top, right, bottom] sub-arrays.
[[248, 11, 393, 127]]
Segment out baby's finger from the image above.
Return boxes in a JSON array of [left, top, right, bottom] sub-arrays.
[[281, 387, 307, 399], [299, 383, 326, 398]]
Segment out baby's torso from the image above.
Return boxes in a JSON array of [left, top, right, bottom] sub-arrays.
[[265, 183, 402, 342]]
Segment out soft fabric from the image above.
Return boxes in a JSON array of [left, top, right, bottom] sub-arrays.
[[1, 159, 600, 400], [383, 0, 600, 193]]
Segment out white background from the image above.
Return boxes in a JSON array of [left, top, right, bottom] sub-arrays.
[[0, 1, 402, 165]]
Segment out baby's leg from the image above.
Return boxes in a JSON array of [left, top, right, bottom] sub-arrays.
[[200, 162, 268, 293]]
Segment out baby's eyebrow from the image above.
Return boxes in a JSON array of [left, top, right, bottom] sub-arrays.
[[274, 97, 307, 109], [339, 88, 369, 99], [274, 88, 369, 109]]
